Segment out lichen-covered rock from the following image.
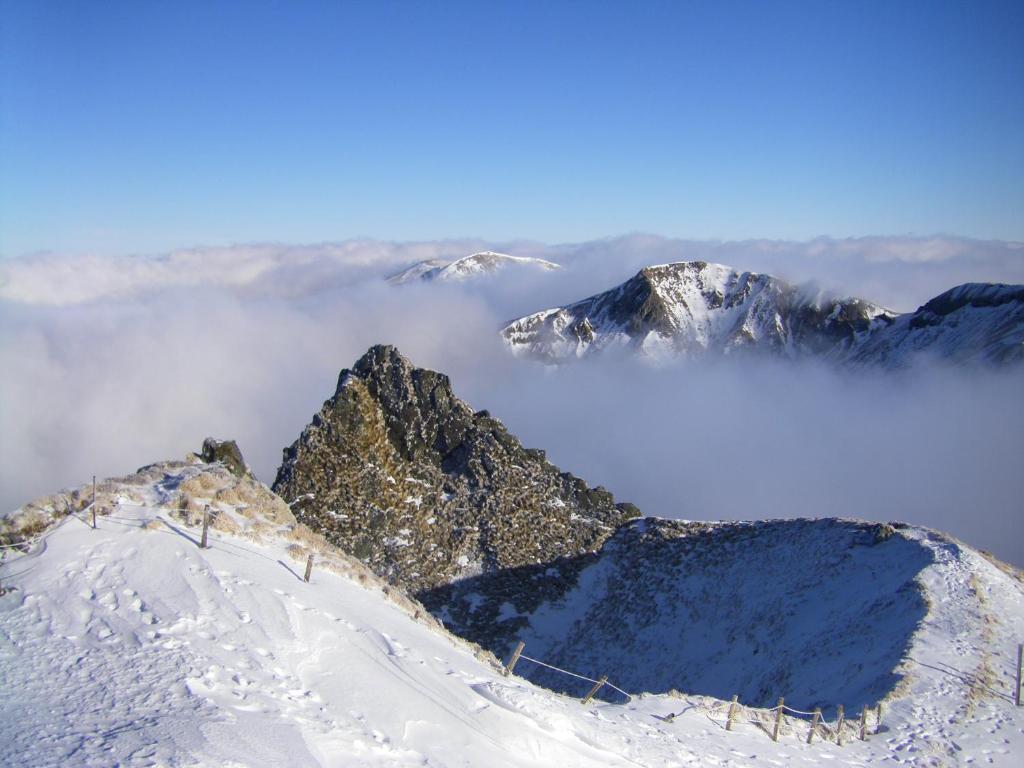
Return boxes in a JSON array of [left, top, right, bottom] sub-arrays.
[[200, 438, 250, 478], [273, 345, 640, 595]]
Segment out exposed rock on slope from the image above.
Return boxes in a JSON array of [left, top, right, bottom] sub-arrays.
[[199, 437, 251, 478], [502, 261, 1024, 365], [272, 345, 638, 595], [387, 250, 561, 284]]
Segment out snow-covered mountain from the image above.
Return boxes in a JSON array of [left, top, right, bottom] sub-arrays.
[[501, 261, 1024, 365], [387, 250, 561, 284], [843, 282, 1024, 366], [2, 453, 1022, 766]]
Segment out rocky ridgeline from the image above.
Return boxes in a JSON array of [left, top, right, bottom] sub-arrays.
[[502, 261, 891, 362], [273, 345, 639, 596]]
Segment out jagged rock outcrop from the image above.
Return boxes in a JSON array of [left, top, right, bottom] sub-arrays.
[[273, 345, 639, 595], [502, 261, 1024, 366]]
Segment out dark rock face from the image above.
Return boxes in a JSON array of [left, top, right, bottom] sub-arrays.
[[273, 345, 639, 595], [200, 438, 249, 478]]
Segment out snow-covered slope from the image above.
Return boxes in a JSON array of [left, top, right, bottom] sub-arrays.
[[387, 251, 561, 284], [844, 283, 1024, 366], [2, 464, 1023, 766], [501, 261, 1023, 366]]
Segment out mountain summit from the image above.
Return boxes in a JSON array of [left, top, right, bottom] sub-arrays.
[[502, 261, 1024, 365], [272, 345, 638, 595], [387, 250, 561, 284]]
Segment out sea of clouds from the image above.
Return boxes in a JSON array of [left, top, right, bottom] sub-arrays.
[[2, 234, 1022, 565]]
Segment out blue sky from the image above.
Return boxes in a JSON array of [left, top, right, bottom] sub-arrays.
[[1, 0, 1022, 257]]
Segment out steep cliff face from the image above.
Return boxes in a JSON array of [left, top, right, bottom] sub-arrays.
[[273, 345, 639, 595]]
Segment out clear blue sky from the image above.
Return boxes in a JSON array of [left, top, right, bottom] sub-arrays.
[[1, 0, 1022, 257]]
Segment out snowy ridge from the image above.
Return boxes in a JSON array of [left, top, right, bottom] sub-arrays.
[[501, 261, 1023, 366], [2, 463, 1023, 766], [844, 282, 1024, 366], [387, 251, 561, 284]]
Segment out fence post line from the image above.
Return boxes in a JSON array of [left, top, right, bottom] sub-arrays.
[[1015, 643, 1022, 707], [581, 675, 607, 705], [200, 506, 210, 549], [836, 705, 845, 746], [859, 705, 868, 740], [725, 695, 738, 731], [807, 708, 821, 744], [303, 553, 314, 583], [875, 703, 883, 734], [504, 641, 525, 676], [92, 476, 97, 529], [772, 697, 784, 741]]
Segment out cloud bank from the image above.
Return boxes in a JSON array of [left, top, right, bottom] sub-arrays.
[[2, 235, 1022, 565]]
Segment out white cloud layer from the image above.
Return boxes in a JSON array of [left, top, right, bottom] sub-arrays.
[[2, 235, 1022, 565]]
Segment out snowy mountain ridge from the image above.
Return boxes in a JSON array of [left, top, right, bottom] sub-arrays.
[[387, 250, 561, 284], [501, 261, 1024, 365], [2, 456, 1022, 766]]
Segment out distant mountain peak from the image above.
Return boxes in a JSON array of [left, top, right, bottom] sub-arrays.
[[503, 261, 1023, 367], [387, 251, 561, 284], [503, 260, 891, 363]]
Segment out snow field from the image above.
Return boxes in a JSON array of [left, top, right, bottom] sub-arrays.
[[1, 469, 1023, 766]]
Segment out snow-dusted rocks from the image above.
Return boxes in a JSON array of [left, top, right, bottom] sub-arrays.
[[387, 250, 561, 284], [501, 261, 1024, 366]]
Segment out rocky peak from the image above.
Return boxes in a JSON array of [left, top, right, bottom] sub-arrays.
[[273, 345, 639, 595]]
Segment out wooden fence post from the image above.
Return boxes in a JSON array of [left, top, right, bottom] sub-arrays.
[[772, 697, 784, 742], [504, 641, 525, 676], [859, 705, 868, 740], [807, 708, 821, 744], [1015, 643, 1022, 707], [581, 675, 607, 705], [304, 553, 314, 583], [875, 703, 883, 734], [836, 705, 845, 746], [725, 695, 738, 731], [92, 476, 97, 529], [200, 506, 210, 549]]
